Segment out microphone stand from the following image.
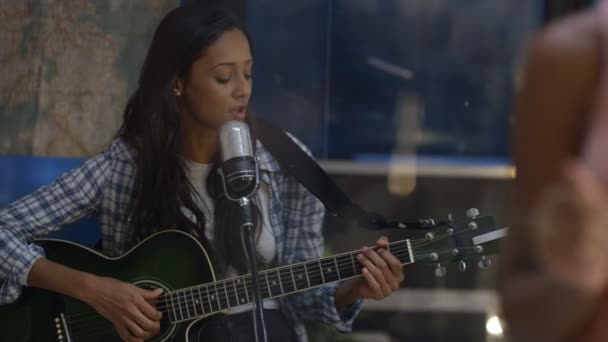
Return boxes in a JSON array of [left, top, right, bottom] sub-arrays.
[[239, 197, 268, 342], [217, 120, 267, 342]]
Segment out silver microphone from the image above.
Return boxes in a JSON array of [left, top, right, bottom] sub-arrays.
[[218, 120, 259, 200]]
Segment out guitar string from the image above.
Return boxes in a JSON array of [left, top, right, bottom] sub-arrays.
[[65, 243, 413, 322], [65, 245, 415, 326], [149, 228, 476, 315], [65, 226, 481, 325], [66, 250, 470, 335], [65, 241, 411, 322], [65, 233, 477, 326], [65, 245, 480, 329]]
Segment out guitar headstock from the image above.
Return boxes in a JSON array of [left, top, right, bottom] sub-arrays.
[[408, 208, 506, 277]]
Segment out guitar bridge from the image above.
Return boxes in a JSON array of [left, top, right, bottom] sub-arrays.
[[54, 313, 72, 342]]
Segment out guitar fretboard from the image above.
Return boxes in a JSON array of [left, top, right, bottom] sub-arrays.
[[161, 239, 413, 323]]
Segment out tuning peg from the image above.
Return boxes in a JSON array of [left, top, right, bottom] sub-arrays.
[[477, 256, 492, 269], [458, 260, 467, 272], [466, 208, 480, 219], [468, 221, 478, 230], [419, 218, 436, 228], [434, 263, 447, 277]]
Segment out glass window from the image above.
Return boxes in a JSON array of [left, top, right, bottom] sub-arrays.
[[248, 0, 542, 161], [247, 1, 543, 341]]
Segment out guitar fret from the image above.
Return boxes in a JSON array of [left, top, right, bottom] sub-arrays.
[[276, 269, 284, 294], [232, 279, 241, 306], [205, 285, 216, 313], [206, 284, 216, 312], [264, 271, 273, 297], [290, 267, 297, 291], [183, 290, 192, 319], [303, 263, 311, 287], [293, 264, 308, 290], [278, 268, 295, 294], [333, 256, 341, 280], [175, 291, 185, 321], [318, 259, 326, 284], [335, 254, 352, 278], [321, 258, 340, 283], [168, 292, 178, 322], [189, 288, 198, 318], [267, 270, 280, 296], [222, 281, 231, 308], [238, 278, 250, 303], [351, 252, 358, 275], [198, 286, 206, 314], [213, 282, 222, 310]]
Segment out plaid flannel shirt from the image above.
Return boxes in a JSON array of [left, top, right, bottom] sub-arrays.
[[0, 137, 362, 341]]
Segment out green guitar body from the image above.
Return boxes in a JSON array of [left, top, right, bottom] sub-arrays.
[[0, 230, 217, 341], [0, 214, 502, 341]]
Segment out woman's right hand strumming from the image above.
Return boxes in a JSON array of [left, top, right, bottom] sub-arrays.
[[27, 258, 163, 342], [82, 275, 164, 342]]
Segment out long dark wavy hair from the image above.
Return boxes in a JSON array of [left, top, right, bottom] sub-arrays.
[[117, 1, 262, 274]]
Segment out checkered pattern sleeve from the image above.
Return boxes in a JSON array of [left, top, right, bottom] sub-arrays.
[[0, 150, 111, 303], [281, 135, 363, 334], [282, 180, 363, 334]]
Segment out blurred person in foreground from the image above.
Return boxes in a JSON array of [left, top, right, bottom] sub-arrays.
[[500, 1, 608, 341]]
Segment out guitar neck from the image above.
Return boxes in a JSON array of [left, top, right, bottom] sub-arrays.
[[162, 239, 414, 322]]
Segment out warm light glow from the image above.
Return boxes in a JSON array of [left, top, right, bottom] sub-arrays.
[[486, 315, 503, 337]]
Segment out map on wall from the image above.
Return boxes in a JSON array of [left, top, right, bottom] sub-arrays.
[[0, 0, 177, 157]]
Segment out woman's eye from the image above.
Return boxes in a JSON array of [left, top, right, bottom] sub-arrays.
[[244, 74, 252, 80], [216, 77, 230, 84]]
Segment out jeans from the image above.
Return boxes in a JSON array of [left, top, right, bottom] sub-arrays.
[[191, 309, 297, 342]]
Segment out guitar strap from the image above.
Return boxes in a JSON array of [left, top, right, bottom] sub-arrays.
[[253, 117, 427, 231]]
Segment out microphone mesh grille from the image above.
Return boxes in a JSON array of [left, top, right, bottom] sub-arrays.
[[218, 120, 253, 161]]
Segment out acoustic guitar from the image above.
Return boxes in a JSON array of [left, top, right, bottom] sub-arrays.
[[0, 210, 505, 341]]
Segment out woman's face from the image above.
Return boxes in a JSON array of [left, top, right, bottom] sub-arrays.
[[176, 29, 252, 130]]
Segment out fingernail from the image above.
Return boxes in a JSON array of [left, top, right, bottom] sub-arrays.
[[357, 254, 364, 260], [362, 246, 369, 252]]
